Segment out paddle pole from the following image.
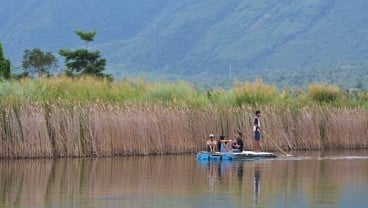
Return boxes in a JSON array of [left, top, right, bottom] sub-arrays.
[[263, 131, 292, 157]]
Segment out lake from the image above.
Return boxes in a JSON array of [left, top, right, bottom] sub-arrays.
[[0, 150, 367, 208]]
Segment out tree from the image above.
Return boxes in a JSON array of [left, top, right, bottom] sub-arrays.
[[22, 48, 58, 77], [75, 30, 96, 47], [59, 49, 106, 76], [59, 30, 108, 77], [0, 43, 11, 79]]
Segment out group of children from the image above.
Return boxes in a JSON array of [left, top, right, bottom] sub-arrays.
[[206, 131, 244, 153], [206, 111, 261, 153]]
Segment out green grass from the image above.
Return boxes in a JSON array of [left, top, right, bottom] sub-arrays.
[[307, 84, 342, 103], [0, 76, 367, 109], [233, 79, 278, 106]]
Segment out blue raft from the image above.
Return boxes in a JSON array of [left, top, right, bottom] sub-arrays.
[[196, 151, 277, 161]]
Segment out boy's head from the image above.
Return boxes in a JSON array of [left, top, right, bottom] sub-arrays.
[[256, 110, 261, 116]]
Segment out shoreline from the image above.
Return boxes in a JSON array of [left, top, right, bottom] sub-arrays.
[[1, 148, 368, 160]]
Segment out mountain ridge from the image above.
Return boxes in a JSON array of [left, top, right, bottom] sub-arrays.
[[1, 0, 368, 89]]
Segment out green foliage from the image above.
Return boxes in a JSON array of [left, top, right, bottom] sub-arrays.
[[261, 63, 368, 91], [307, 84, 342, 103], [0, 76, 368, 111], [0, 43, 11, 80], [75, 30, 96, 43], [206, 89, 234, 107], [347, 91, 368, 109], [144, 81, 209, 107], [0, 81, 24, 98], [147, 82, 191, 101], [59, 31, 108, 77], [233, 80, 278, 106], [22, 48, 58, 77], [59, 49, 106, 76]]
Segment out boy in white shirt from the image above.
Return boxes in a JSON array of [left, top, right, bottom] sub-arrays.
[[206, 133, 217, 152]]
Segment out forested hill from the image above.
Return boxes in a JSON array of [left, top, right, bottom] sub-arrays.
[[1, 0, 368, 89]]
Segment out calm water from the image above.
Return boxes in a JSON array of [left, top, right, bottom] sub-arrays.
[[0, 150, 367, 208]]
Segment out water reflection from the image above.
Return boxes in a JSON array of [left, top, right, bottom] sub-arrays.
[[253, 163, 260, 205], [196, 150, 368, 208], [0, 150, 367, 208], [198, 160, 264, 206]]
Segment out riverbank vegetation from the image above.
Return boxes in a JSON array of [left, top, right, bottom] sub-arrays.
[[1, 76, 368, 107], [0, 76, 367, 158]]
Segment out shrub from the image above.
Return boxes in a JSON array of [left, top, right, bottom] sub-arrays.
[[233, 79, 278, 106], [307, 84, 342, 103]]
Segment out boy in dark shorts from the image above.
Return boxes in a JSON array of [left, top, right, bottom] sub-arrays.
[[253, 111, 261, 152]]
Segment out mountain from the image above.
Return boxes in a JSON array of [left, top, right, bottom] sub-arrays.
[[1, 0, 368, 89]]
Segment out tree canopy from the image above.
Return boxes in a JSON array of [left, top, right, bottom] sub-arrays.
[[0, 43, 11, 79], [22, 48, 58, 77], [75, 30, 96, 46], [59, 30, 108, 77], [59, 49, 106, 76]]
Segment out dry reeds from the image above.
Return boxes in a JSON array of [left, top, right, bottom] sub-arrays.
[[0, 76, 367, 158], [0, 103, 367, 158]]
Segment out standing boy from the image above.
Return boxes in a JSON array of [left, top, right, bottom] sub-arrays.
[[253, 111, 261, 152]]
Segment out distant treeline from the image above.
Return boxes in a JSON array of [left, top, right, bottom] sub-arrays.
[[0, 31, 110, 81], [0, 76, 367, 158]]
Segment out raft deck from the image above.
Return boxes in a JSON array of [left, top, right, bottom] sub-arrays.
[[197, 151, 277, 161]]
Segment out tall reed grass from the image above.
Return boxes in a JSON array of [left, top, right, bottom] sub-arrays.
[[0, 103, 366, 158], [0, 76, 367, 158]]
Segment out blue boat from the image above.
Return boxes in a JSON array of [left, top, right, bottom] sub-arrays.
[[196, 151, 277, 161]]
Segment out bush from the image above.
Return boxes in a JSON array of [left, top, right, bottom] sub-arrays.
[[307, 84, 342, 103], [144, 81, 209, 107], [233, 79, 278, 106]]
